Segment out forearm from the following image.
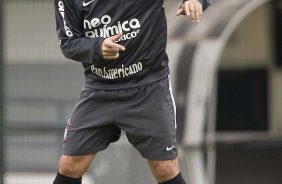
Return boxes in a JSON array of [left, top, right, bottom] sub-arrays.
[[59, 37, 105, 64]]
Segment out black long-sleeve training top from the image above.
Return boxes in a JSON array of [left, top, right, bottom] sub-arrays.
[[54, 0, 211, 90]]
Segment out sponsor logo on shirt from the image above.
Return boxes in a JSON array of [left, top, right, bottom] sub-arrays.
[[57, 1, 73, 37], [90, 62, 143, 79], [84, 15, 141, 41], [83, 0, 95, 7]]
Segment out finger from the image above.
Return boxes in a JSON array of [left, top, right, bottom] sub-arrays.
[[199, 3, 203, 17], [184, 1, 190, 16], [103, 52, 119, 56], [176, 8, 184, 16], [102, 48, 118, 55], [110, 33, 123, 42], [195, 2, 201, 22], [104, 41, 125, 51], [102, 46, 119, 53], [104, 53, 119, 60], [189, 1, 196, 22]]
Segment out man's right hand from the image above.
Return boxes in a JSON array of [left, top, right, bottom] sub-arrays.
[[101, 33, 126, 60]]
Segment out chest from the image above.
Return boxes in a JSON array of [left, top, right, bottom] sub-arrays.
[[81, 0, 163, 19]]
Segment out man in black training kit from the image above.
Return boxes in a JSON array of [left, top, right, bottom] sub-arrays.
[[53, 0, 210, 183]]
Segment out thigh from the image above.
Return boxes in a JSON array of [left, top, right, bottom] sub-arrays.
[[62, 87, 121, 156], [118, 77, 178, 160]]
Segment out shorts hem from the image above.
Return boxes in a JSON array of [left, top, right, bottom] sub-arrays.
[[62, 146, 107, 156], [140, 153, 178, 161]]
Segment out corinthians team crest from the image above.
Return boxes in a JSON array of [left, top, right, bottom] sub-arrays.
[[64, 119, 72, 143]]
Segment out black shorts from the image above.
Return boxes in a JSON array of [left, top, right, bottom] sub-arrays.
[[62, 77, 178, 160]]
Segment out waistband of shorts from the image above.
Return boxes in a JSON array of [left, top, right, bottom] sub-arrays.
[[83, 76, 168, 91]]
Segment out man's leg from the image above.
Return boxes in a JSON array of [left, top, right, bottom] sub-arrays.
[[148, 159, 186, 184], [53, 154, 96, 184]]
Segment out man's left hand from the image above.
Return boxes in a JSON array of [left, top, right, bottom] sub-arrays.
[[176, 0, 203, 23]]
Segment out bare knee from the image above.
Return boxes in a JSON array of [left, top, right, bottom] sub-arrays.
[[59, 154, 95, 178], [148, 159, 180, 182]]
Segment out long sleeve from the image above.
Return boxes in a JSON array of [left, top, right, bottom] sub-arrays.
[[54, 0, 105, 64]]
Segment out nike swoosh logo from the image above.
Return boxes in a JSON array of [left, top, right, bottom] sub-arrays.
[[83, 0, 95, 7], [166, 145, 175, 151]]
